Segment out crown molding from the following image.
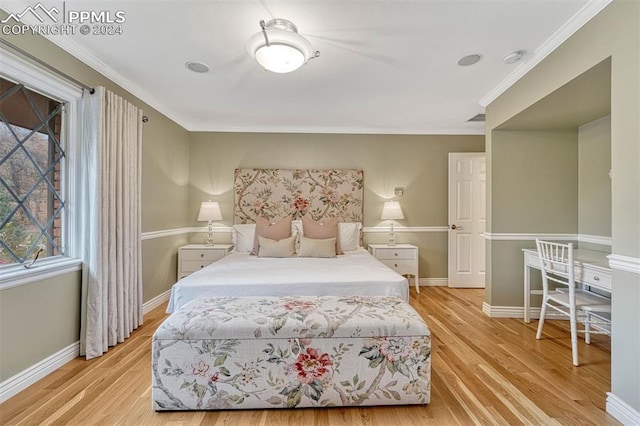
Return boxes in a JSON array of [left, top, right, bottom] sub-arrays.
[[0, 1, 483, 135], [182, 123, 485, 135], [480, 0, 613, 107], [0, 0, 187, 129]]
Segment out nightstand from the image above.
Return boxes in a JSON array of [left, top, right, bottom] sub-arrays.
[[177, 244, 233, 280], [368, 243, 420, 293]]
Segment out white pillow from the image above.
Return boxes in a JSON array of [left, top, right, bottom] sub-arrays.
[[258, 235, 296, 258], [298, 236, 337, 258], [338, 222, 362, 252], [232, 224, 256, 252]]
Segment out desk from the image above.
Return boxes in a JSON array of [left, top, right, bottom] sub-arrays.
[[522, 248, 611, 323]]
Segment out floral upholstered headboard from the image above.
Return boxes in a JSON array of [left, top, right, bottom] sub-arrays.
[[234, 169, 364, 224]]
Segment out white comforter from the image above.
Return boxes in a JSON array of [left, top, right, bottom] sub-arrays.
[[167, 248, 408, 312]]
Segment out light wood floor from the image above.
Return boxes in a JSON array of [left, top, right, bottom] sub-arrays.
[[1, 287, 616, 425]]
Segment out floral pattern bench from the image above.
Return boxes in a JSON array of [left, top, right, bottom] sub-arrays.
[[152, 295, 431, 410]]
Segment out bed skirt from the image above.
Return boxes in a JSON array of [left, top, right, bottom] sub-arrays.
[[152, 295, 431, 410]]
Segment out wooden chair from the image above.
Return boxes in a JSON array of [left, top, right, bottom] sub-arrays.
[[535, 239, 611, 366]]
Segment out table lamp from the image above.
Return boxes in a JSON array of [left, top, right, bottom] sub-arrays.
[[197, 201, 223, 246], [381, 201, 404, 246]]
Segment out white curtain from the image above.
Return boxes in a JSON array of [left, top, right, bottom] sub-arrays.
[[80, 86, 143, 359]]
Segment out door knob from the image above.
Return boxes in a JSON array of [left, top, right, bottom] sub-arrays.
[[451, 224, 461, 230]]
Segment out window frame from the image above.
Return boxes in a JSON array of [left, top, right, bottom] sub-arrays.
[[0, 47, 83, 289]]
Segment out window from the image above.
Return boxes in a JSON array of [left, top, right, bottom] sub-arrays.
[[0, 77, 66, 265], [0, 49, 83, 287]]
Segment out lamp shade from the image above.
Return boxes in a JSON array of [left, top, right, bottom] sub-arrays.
[[197, 201, 223, 222], [381, 201, 404, 220], [246, 19, 315, 73]]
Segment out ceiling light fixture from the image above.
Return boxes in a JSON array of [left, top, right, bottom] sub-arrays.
[[247, 19, 319, 73], [503, 50, 525, 65]]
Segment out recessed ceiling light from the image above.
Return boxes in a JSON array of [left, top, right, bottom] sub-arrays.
[[457, 54, 483, 67], [503, 50, 525, 65], [185, 61, 210, 73]]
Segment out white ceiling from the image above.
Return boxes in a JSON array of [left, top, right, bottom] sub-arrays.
[[2, 0, 609, 134]]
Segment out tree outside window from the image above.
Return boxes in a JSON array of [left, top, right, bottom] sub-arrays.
[[0, 77, 65, 266]]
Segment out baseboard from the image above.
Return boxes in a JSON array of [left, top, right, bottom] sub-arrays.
[[0, 341, 80, 403], [481, 304, 568, 320], [419, 278, 448, 287], [0, 291, 171, 404], [143, 289, 171, 315], [606, 392, 640, 425], [482, 303, 525, 318]]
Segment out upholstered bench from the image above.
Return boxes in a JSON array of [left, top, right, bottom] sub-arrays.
[[152, 295, 431, 410]]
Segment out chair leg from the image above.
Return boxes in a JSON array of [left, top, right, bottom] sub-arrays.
[[570, 310, 579, 366], [536, 299, 547, 340], [585, 312, 591, 345]]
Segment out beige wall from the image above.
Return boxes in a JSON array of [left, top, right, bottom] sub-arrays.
[[485, 0, 639, 412], [1, 16, 190, 380], [578, 115, 612, 239], [188, 132, 484, 278], [0, 272, 81, 382], [491, 130, 578, 233]]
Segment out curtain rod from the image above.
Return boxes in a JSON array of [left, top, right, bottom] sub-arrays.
[[0, 38, 95, 94]]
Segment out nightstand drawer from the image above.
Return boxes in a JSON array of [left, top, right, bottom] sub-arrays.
[[379, 259, 417, 274], [177, 244, 233, 281], [181, 249, 225, 261], [181, 260, 215, 272], [374, 248, 416, 260]]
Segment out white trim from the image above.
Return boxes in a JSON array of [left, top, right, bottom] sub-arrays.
[[0, 341, 79, 403], [0, 290, 174, 404], [419, 278, 448, 287], [606, 392, 640, 426], [191, 226, 234, 234], [578, 234, 612, 246], [484, 233, 576, 241], [141, 227, 194, 241], [0, 43, 84, 290], [480, 0, 613, 107], [484, 233, 612, 245], [0, 0, 181, 131], [608, 254, 640, 275], [140, 225, 450, 241], [482, 304, 567, 320], [143, 289, 171, 315], [0, 2, 483, 135], [0, 258, 82, 290], [363, 226, 449, 233], [0, 44, 83, 100], [182, 123, 484, 135], [482, 303, 524, 318]]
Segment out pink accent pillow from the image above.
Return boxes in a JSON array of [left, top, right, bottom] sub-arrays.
[[301, 216, 343, 255], [252, 216, 292, 255]]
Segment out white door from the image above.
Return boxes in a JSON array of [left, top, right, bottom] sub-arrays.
[[448, 153, 486, 288]]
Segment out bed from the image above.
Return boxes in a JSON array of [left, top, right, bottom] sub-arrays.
[[166, 168, 409, 312], [157, 169, 427, 410], [167, 248, 409, 313]]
